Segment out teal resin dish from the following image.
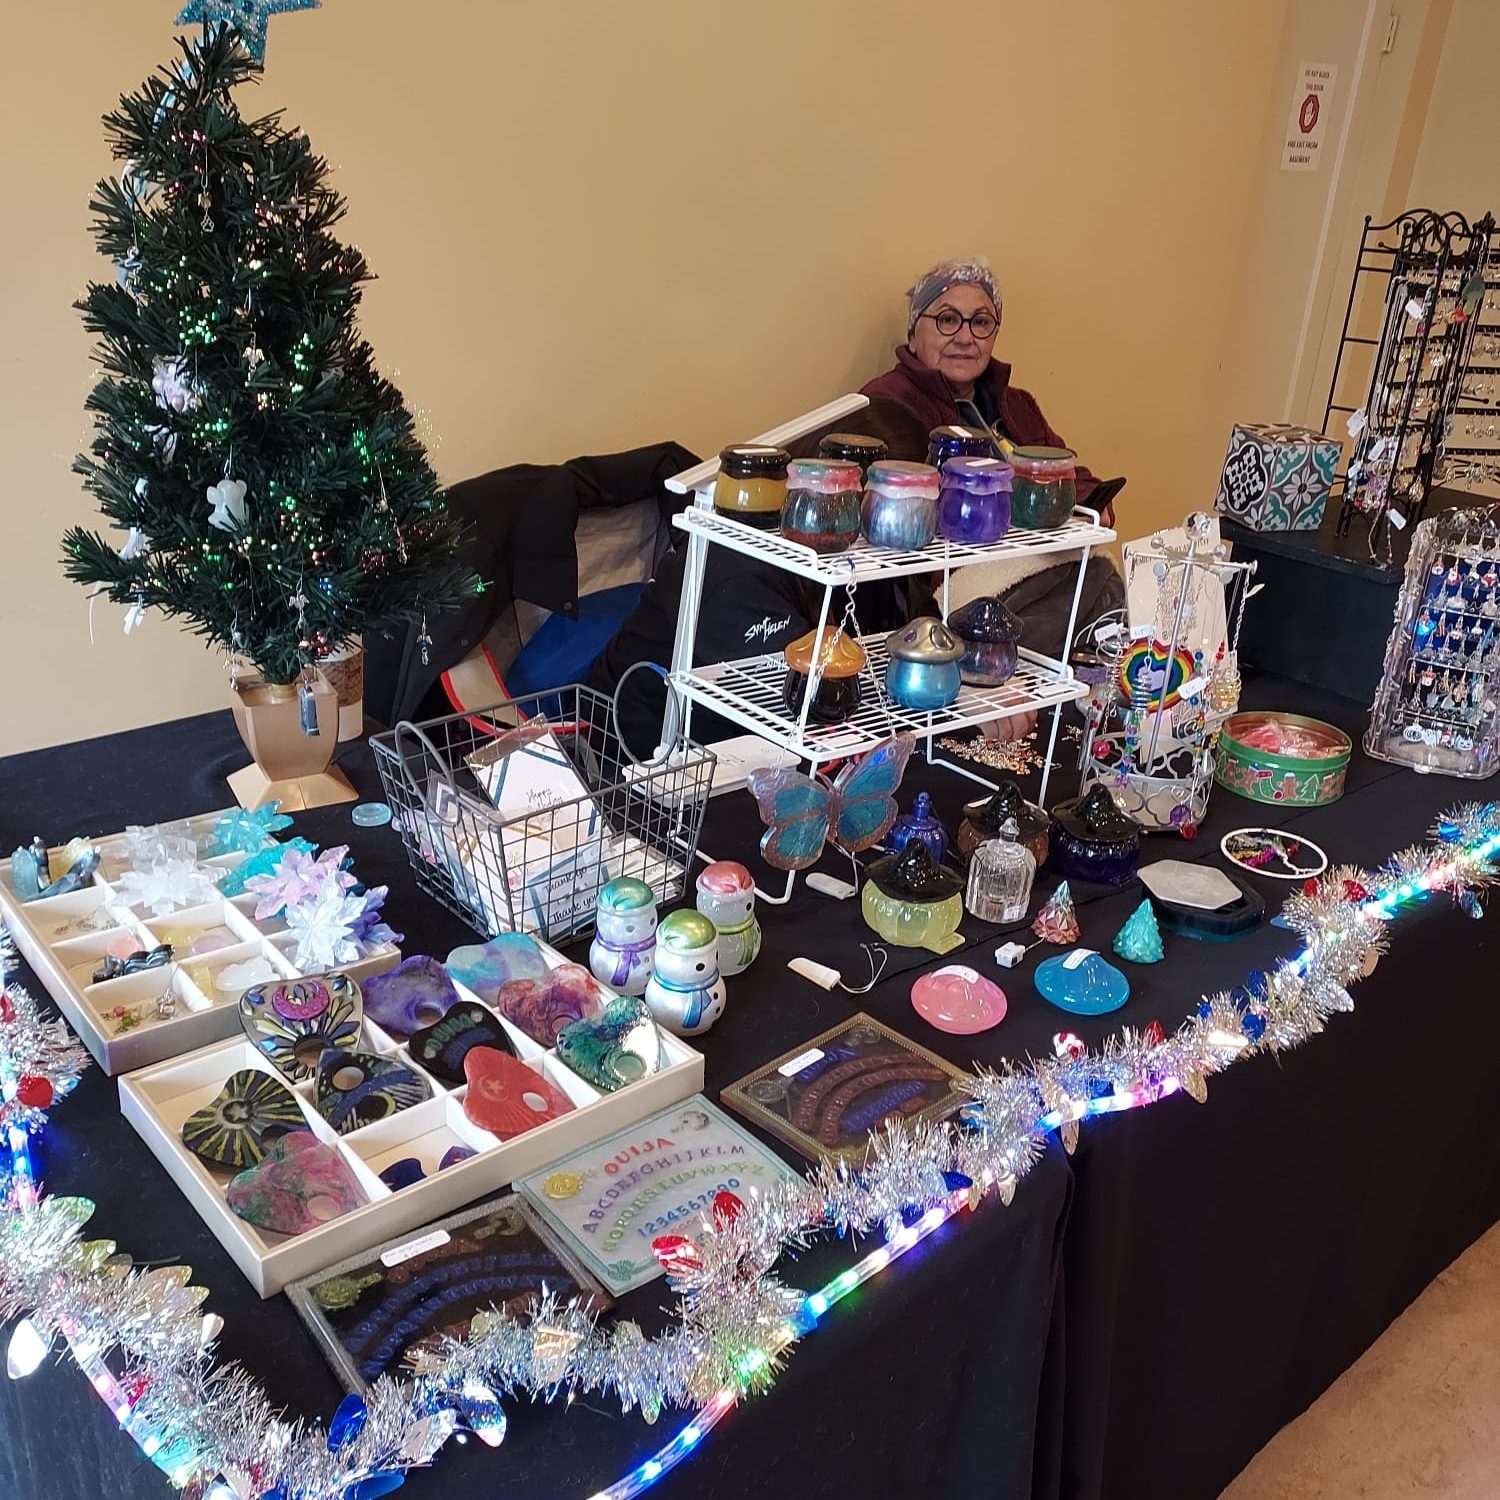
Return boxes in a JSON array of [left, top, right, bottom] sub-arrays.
[[1034, 950, 1130, 1016]]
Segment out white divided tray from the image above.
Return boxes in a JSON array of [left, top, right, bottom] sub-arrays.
[[0, 811, 399, 1075], [119, 956, 704, 1296]]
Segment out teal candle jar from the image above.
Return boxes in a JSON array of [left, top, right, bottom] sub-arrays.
[[781, 458, 863, 553], [884, 617, 964, 710]]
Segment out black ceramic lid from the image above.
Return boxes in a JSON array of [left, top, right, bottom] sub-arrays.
[[819, 432, 889, 465], [719, 444, 791, 479], [1051, 785, 1141, 845], [948, 596, 1023, 646], [963, 780, 1046, 839], [867, 841, 963, 901]]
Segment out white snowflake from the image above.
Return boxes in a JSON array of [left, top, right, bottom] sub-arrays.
[[286, 881, 367, 972], [115, 857, 221, 917]]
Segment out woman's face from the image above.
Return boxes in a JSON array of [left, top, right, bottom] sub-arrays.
[[908, 283, 999, 388]]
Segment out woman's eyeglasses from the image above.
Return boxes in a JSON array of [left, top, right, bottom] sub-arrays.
[[919, 309, 999, 339]]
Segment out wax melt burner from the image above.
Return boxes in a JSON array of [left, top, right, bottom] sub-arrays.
[[782, 628, 867, 725], [1047, 785, 1142, 885], [948, 596, 1023, 686], [955, 780, 1050, 868], [861, 842, 965, 954], [884, 617, 964, 711]]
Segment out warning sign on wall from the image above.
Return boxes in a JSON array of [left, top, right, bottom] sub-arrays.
[[1281, 62, 1338, 172]]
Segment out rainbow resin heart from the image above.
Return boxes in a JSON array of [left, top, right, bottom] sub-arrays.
[[180, 1069, 306, 1170], [226, 1131, 366, 1236], [492, 964, 603, 1047], [461, 1048, 574, 1139], [408, 1000, 515, 1084], [315, 1049, 432, 1135], [361, 956, 461, 1039], [238, 972, 362, 1082]]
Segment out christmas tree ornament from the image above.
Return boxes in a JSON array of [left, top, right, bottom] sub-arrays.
[[149, 355, 197, 414], [226, 1130, 365, 1236], [1032, 882, 1080, 945], [362, 956, 461, 1039], [886, 791, 951, 864], [860, 841, 966, 953], [643, 911, 727, 1037], [407, 1001, 516, 1084], [695, 861, 761, 977], [588, 878, 659, 996], [1034, 949, 1131, 1016], [554, 995, 664, 1092], [173, 0, 322, 63], [1047, 785, 1143, 886], [314, 1049, 431, 1135], [206, 478, 248, 532], [964, 819, 1037, 924], [1112, 901, 1164, 963], [180, 1069, 304, 1169], [461, 1048, 574, 1139]]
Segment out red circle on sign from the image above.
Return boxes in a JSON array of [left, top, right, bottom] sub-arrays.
[[1299, 94, 1319, 133]]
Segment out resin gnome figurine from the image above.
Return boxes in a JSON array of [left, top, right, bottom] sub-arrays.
[[1112, 900, 1164, 963], [1032, 882, 1080, 946]]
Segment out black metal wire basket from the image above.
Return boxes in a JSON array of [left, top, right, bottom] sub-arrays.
[[370, 685, 716, 943]]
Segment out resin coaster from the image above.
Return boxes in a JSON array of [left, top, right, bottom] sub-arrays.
[[408, 1001, 515, 1084], [180, 1068, 306, 1170], [239, 973, 363, 1082], [461, 1048, 574, 1139], [492, 964, 603, 1047], [315, 1049, 433, 1135], [362, 957, 462, 1039], [226, 1130, 366, 1236], [554, 995, 662, 1092], [445, 934, 549, 1003], [1034, 950, 1130, 1015]]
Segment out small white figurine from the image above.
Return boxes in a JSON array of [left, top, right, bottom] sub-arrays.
[[589, 877, 658, 996], [695, 860, 761, 977], [644, 910, 727, 1036]]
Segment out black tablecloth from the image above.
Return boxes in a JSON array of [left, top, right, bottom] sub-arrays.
[[0, 679, 1495, 1500]]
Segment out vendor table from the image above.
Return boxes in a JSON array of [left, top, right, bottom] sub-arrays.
[[0, 676, 1495, 1500]]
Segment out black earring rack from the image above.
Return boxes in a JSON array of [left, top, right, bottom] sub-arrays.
[[1323, 208, 1497, 565]]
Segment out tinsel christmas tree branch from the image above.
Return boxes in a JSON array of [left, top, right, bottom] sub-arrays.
[[0, 806, 1495, 1500]]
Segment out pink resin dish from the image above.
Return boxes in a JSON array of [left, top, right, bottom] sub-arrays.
[[910, 965, 1008, 1034]]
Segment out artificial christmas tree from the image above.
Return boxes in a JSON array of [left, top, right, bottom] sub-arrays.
[[64, 25, 477, 805], [1112, 900, 1164, 964]]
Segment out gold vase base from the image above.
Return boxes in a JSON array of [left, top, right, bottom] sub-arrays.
[[228, 761, 359, 812]]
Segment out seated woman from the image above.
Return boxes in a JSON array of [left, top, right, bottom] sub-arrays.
[[862, 256, 1124, 647]]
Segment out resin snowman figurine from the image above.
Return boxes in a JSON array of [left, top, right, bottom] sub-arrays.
[[643, 910, 727, 1036], [695, 860, 761, 977], [589, 877, 659, 996]]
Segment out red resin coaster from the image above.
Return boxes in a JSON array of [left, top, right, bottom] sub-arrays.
[[461, 1047, 574, 1140]]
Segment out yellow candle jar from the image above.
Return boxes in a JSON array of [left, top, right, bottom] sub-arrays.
[[713, 445, 791, 529]]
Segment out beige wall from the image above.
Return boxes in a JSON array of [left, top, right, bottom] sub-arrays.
[[2, 1, 1295, 756], [1406, 0, 1500, 213]]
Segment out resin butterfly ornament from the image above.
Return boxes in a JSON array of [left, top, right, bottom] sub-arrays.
[[745, 734, 916, 871]]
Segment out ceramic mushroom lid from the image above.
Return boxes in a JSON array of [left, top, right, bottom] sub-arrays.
[[867, 841, 964, 902], [783, 627, 867, 679], [1052, 785, 1141, 844], [963, 779, 1048, 841], [948, 596, 1023, 645], [885, 617, 964, 664]]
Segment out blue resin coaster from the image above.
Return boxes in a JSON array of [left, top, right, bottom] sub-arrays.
[[1034, 950, 1130, 1016]]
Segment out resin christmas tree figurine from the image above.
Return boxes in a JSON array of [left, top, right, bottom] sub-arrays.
[[64, 26, 477, 806], [1113, 900, 1164, 964], [1032, 882, 1080, 945]]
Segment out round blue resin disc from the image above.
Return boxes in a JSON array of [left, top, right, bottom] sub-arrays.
[[352, 802, 393, 828]]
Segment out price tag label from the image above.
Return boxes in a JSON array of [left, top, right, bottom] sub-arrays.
[[1062, 948, 1097, 970], [1388, 508, 1407, 531], [779, 1046, 825, 1077], [382, 1229, 451, 1268]]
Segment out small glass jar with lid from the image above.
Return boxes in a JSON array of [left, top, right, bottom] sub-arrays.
[[938, 457, 1013, 544], [965, 819, 1037, 923], [1009, 446, 1078, 528], [862, 460, 941, 550], [818, 432, 888, 480], [927, 426, 993, 469], [781, 458, 863, 553], [714, 445, 791, 529], [782, 627, 867, 724]]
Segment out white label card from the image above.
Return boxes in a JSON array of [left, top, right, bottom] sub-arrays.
[[1062, 948, 1097, 970], [779, 1046, 825, 1077], [381, 1229, 451, 1268]]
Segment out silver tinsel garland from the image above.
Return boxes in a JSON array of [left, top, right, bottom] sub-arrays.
[[0, 804, 1495, 1500], [0, 931, 89, 1133]]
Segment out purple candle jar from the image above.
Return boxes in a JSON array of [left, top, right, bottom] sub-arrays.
[[947, 595, 1023, 685], [926, 426, 993, 469], [938, 457, 1013, 545], [1047, 785, 1142, 886]]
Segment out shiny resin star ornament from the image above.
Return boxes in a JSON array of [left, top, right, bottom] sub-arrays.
[[174, 0, 321, 62]]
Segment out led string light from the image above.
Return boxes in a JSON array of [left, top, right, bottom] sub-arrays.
[[0, 808, 1497, 1500]]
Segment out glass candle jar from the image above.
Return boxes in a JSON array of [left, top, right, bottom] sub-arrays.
[[965, 821, 1037, 923], [947, 595, 1023, 685], [781, 459, 863, 553], [938, 457, 1013, 544], [956, 780, 1050, 868], [782, 627, 866, 724], [819, 432, 888, 480], [926, 425, 993, 469], [885, 790, 950, 864], [884, 617, 964, 710], [1009, 446, 1077, 528], [714, 445, 790, 529], [862, 460, 941, 550]]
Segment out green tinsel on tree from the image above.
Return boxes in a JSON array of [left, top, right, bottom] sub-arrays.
[[64, 27, 478, 686]]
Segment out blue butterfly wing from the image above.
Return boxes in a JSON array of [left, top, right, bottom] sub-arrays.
[[830, 734, 917, 853], [746, 769, 833, 870]]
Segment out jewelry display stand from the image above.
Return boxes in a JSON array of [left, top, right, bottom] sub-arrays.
[[663, 395, 1115, 900]]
